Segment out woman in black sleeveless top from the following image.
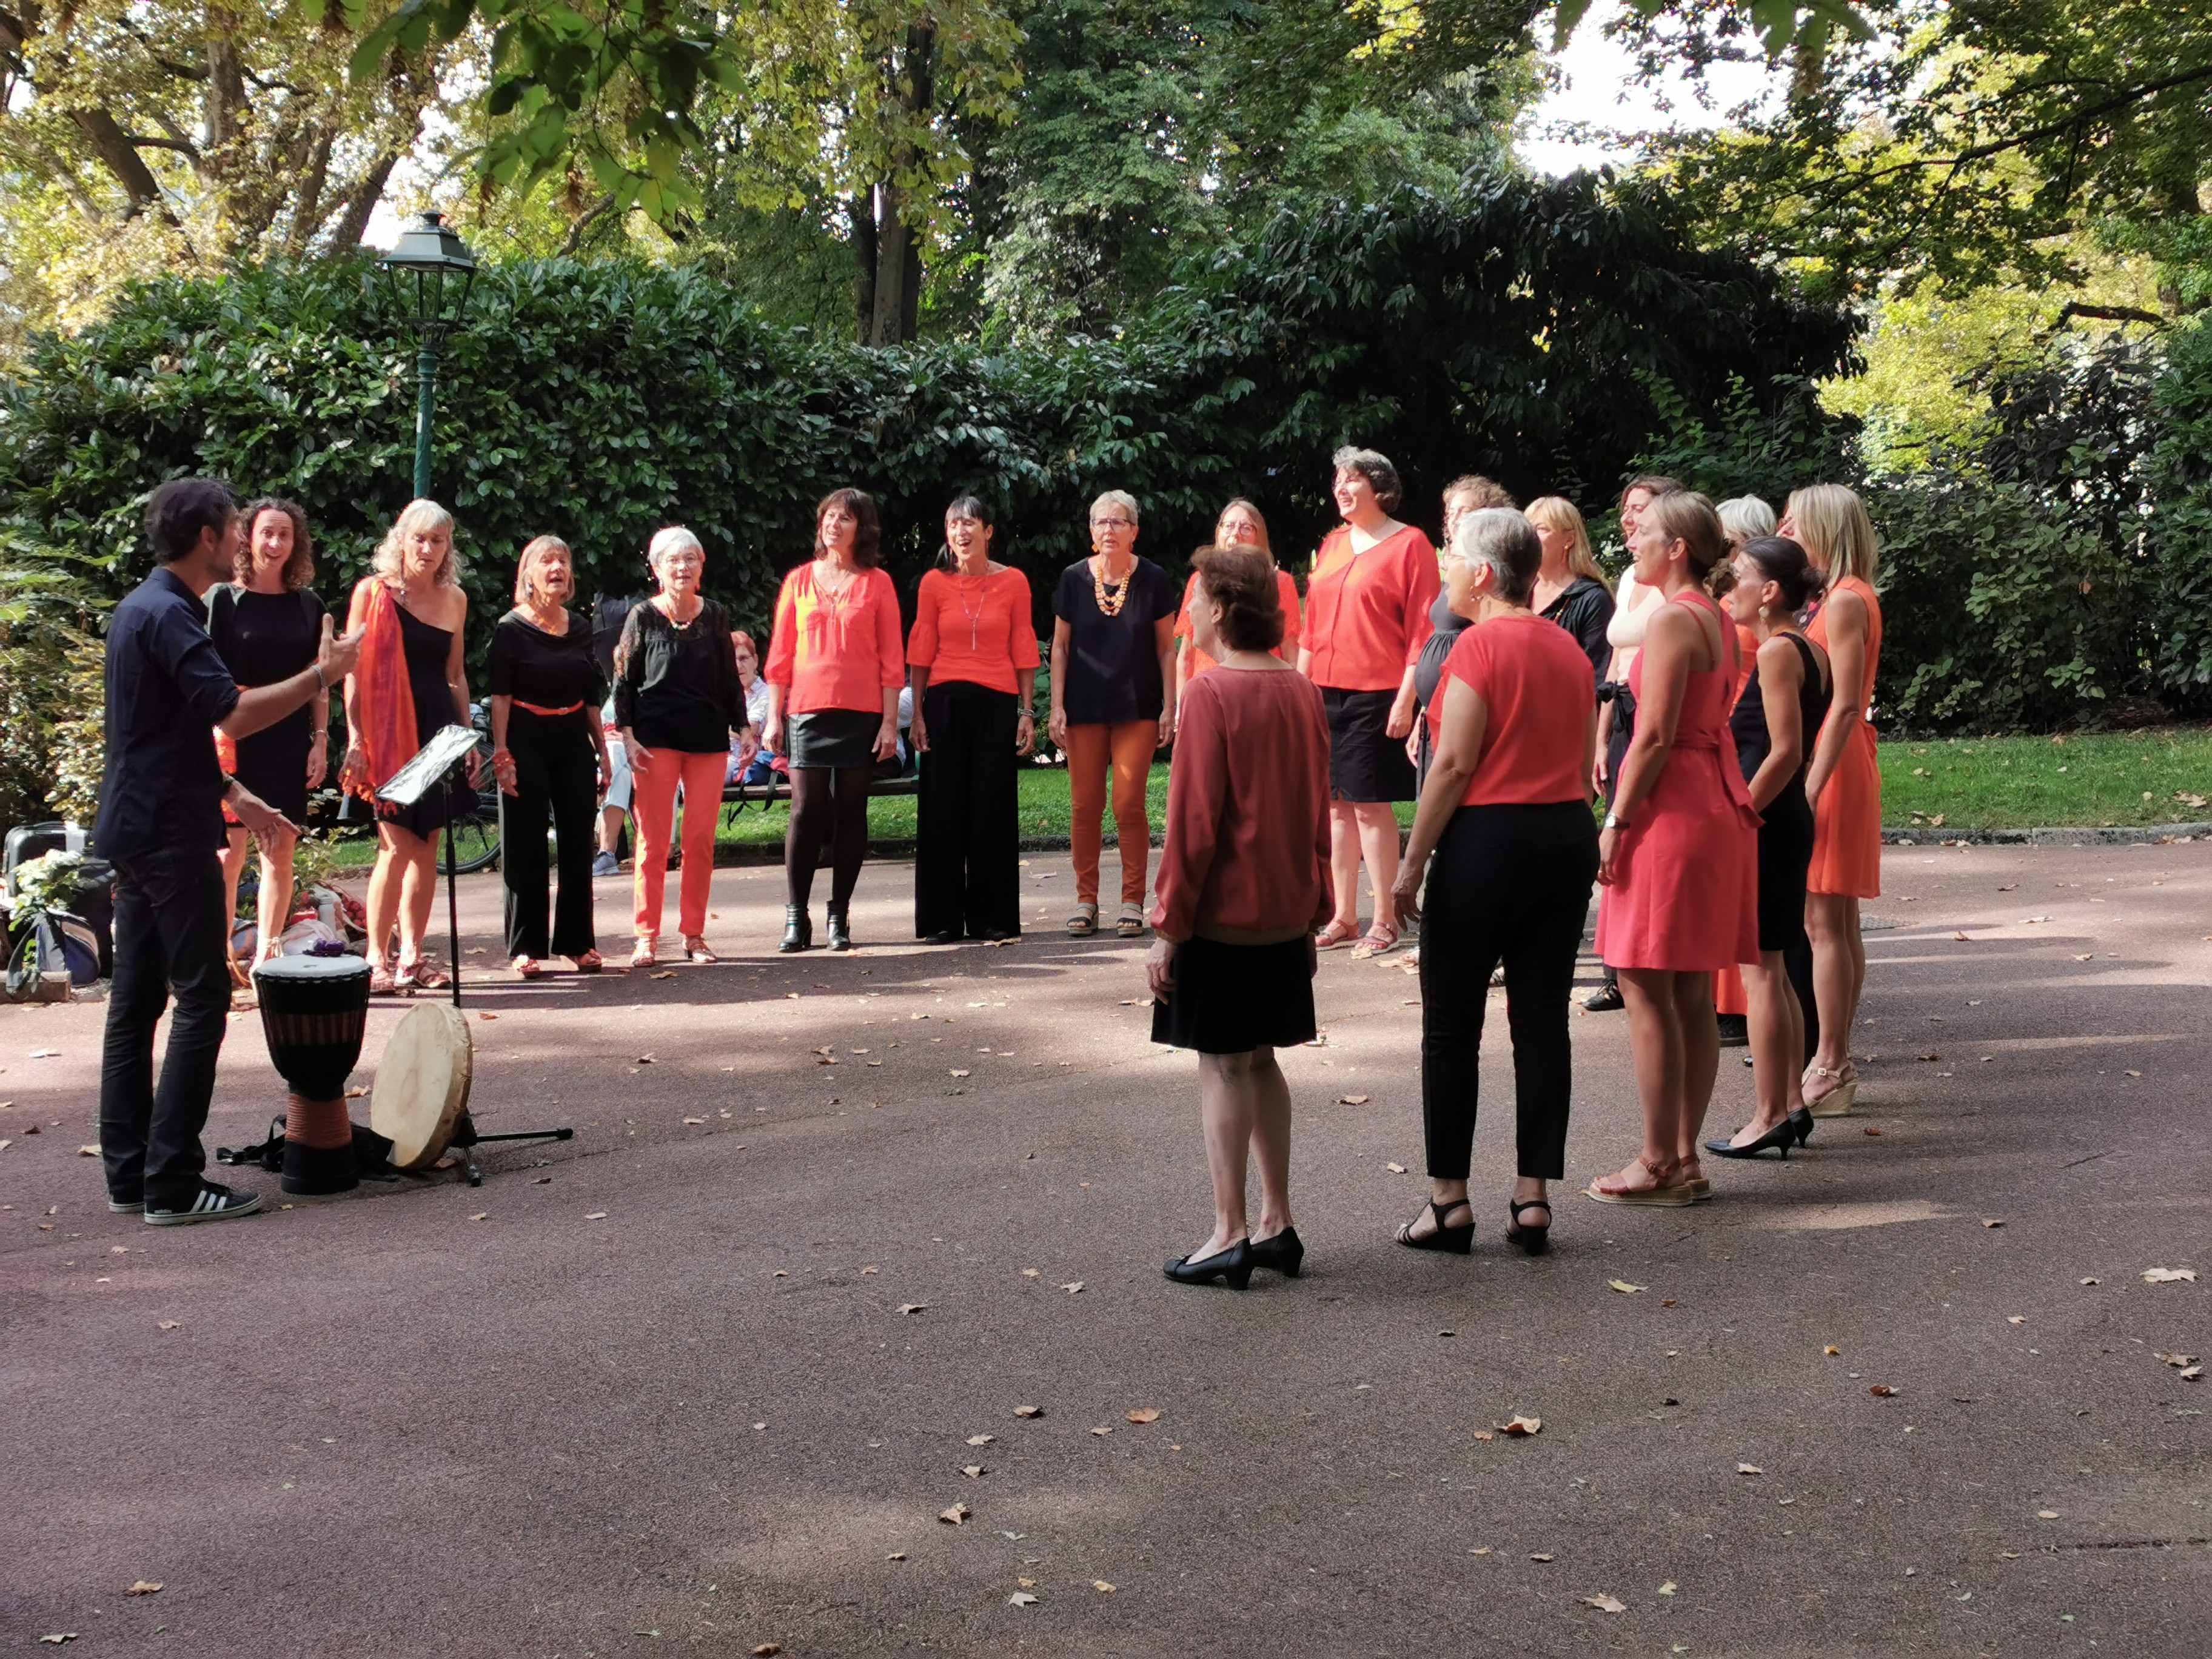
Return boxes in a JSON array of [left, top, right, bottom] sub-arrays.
[[1708, 535, 1831, 1160]]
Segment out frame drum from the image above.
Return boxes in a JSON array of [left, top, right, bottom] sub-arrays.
[[369, 1001, 474, 1171], [253, 954, 372, 1102]]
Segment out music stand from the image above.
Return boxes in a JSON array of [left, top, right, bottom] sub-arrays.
[[377, 724, 571, 1182]]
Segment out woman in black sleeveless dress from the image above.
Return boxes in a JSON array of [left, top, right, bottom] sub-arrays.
[[1708, 535, 1831, 1159], [341, 500, 475, 995], [210, 499, 327, 971]]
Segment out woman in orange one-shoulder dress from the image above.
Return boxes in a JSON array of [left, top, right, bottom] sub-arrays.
[[1786, 484, 1884, 1118]]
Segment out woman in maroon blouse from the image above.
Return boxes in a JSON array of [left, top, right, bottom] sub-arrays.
[[1147, 545, 1333, 1289]]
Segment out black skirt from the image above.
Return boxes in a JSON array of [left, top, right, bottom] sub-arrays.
[[786, 708, 880, 768], [1150, 934, 1317, 1055], [1322, 686, 1416, 803], [1755, 785, 1815, 953]]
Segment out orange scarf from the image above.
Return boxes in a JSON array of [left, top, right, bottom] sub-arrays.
[[347, 577, 420, 805]]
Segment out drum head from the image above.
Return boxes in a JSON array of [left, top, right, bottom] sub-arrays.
[[369, 1002, 473, 1171], [253, 954, 372, 987]]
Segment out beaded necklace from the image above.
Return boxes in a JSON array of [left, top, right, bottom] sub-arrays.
[[1091, 554, 1133, 618]]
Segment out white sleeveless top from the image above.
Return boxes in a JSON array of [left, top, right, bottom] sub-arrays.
[[1603, 571, 1664, 681]]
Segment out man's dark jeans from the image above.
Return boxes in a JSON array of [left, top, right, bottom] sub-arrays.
[[99, 848, 231, 1206]]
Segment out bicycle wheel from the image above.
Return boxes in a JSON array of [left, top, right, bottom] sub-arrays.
[[438, 789, 503, 874]]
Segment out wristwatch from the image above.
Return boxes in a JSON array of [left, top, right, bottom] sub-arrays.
[[1602, 812, 1630, 831]]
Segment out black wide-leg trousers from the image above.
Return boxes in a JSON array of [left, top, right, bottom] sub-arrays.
[[1417, 802, 1600, 1181], [501, 706, 600, 960], [914, 682, 1021, 939]]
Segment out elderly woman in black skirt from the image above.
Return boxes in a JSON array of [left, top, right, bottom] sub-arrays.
[[212, 498, 326, 973], [1147, 545, 1333, 1289], [764, 489, 905, 953], [1299, 446, 1441, 958], [1705, 535, 1832, 1159], [489, 536, 611, 977], [1392, 510, 1599, 1255]]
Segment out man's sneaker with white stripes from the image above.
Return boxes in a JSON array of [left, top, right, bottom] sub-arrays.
[[144, 1181, 262, 1227]]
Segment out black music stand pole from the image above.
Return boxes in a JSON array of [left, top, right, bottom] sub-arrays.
[[441, 771, 463, 1010]]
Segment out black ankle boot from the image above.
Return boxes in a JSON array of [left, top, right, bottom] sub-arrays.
[[780, 905, 811, 953], [826, 904, 853, 953]]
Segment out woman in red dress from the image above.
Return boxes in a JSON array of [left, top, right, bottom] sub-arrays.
[[1783, 484, 1885, 1116], [1588, 491, 1761, 1205], [1299, 447, 1439, 957]]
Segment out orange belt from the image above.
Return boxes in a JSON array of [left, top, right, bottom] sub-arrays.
[[514, 699, 584, 717]]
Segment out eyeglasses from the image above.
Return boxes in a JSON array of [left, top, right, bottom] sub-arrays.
[[1090, 517, 1136, 529]]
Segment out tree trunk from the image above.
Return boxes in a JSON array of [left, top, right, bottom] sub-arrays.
[[69, 109, 167, 217], [324, 149, 398, 253], [868, 182, 911, 346], [862, 22, 936, 347], [851, 190, 878, 337]]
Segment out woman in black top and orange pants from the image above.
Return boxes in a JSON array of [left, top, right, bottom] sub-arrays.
[[489, 536, 611, 976]]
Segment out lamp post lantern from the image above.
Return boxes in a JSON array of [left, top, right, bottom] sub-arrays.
[[376, 210, 479, 499]]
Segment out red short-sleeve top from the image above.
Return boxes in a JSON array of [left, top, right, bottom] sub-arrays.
[[1429, 614, 1595, 807], [765, 563, 905, 715], [1174, 566, 1302, 680], [1301, 525, 1439, 692], [907, 566, 1041, 695]]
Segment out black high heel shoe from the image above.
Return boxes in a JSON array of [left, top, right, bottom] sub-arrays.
[[1164, 1238, 1253, 1289], [1248, 1226, 1304, 1278], [1394, 1199, 1473, 1255], [826, 905, 853, 953], [1789, 1108, 1815, 1147], [1704, 1118, 1797, 1159], [1505, 1196, 1551, 1255], [779, 905, 811, 953]]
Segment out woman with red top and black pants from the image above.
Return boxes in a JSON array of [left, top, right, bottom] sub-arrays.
[[765, 489, 905, 953], [1147, 545, 1333, 1290], [908, 496, 1041, 942], [1392, 510, 1600, 1256], [1300, 446, 1439, 957]]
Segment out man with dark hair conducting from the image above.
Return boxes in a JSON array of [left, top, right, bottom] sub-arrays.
[[96, 477, 364, 1225]]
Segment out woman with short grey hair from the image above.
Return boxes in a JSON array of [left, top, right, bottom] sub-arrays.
[[1390, 509, 1600, 1253], [1717, 496, 1778, 553]]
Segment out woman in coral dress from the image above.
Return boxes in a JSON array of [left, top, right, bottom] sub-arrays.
[[1786, 484, 1884, 1118], [1589, 491, 1760, 1205]]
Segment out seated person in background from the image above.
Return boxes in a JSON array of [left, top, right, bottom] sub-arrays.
[[729, 629, 779, 786], [595, 694, 631, 876]]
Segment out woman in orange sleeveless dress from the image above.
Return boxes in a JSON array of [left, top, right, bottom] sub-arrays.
[[1589, 492, 1761, 1206], [1786, 484, 1884, 1116]]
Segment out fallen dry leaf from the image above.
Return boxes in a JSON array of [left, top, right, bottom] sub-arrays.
[[649, 971, 677, 980], [1093, 1580, 1116, 1593], [1609, 1279, 1647, 1295], [1529, 1553, 1554, 1563], [1869, 1384, 1897, 1397], [1337, 1093, 1370, 1105], [682, 1116, 706, 1125], [2182, 1365, 2204, 1381], [938, 1503, 969, 1525], [2080, 1277, 2099, 1285], [1091, 1426, 1114, 1437], [886, 1552, 906, 1561], [158, 1320, 181, 1331], [1952, 931, 1971, 942], [476, 1012, 497, 1022], [1127, 1407, 1161, 1424], [1385, 1162, 1407, 1174], [2037, 1509, 2059, 1521], [1582, 1594, 1628, 1615], [967, 1433, 996, 1446], [1015, 1405, 1044, 1418], [1503, 1415, 1543, 1436], [1982, 1218, 2005, 1228], [961, 1466, 984, 1479], [1917, 1051, 1941, 1062], [860, 1265, 878, 1275], [897, 1303, 927, 1315], [1825, 1345, 1841, 1356], [2125, 1069, 2143, 1078], [1021, 1267, 1041, 1278], [1658, 1581, 1678, 1596], [2156, 1352, 2199, 1367], [752, 1646, 782, 1657], [125, 1581, 162, 1595], [1738, 1463, 1765, 1476], [1469, 1547, 1493, 1556], [584, 1212, 608, 1221], [38, 1636, 76, 1646], [76, 1144, 99, 1156], [1059, 1281, 1085, 1294], [1865, 1127, 1883, 1136], [1007, 1591, 1038, 1607], [1472, 1430, 1495, 1441], [949, 1068, 970, 1078], [466, 1212, 488, 1222], [2142, 1267, 2197, 1283]]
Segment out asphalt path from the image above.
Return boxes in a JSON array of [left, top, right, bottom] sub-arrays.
[[2, 842, 2207, 1655]]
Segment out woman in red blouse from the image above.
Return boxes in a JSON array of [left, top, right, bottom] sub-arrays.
[[1171, 498, 1301, 711], [764, 489, 904, 953], [1392, 510, 1600, 1256], [1147, 545, 1333, 1289], [1299, 446, 1439, 958], [908, 496, 1041, 943]]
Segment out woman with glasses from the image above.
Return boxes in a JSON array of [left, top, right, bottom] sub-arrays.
[[1171, 499, 1301, 716], [1049, 489, 1177, 938]]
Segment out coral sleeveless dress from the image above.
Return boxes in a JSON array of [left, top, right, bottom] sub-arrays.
[[1804, 575, 1883, 899], [1595, 591, 1761, 972]]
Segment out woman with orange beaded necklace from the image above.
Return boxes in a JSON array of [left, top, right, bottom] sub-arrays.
[[1050, 490, 1177, 938]]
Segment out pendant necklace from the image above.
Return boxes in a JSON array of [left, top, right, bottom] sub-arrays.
[[956, 566, 989, 649], [1093, 555, 1131, 618]]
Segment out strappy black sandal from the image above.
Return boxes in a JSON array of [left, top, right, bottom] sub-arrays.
[[1505, 1196, 1552, 1255], [1394, 1199, 1474, 1255]]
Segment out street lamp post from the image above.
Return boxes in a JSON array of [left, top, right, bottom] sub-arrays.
[[376, 211, 480, 500]]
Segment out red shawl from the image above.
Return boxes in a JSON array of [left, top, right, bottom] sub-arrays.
[[347, 577, 420, 805]]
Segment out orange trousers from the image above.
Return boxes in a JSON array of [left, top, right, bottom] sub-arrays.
[[1065, 721, 1155, 906], [1715, 964, 1748, 1017], [630, 748, 723, 940]]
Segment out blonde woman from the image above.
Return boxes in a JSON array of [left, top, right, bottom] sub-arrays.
[[489, 537, 610, 977], [1524, 497, 1617, 686], [341, 499, 477, 994], [1783, 484, 1885, 1116], [1173, 499, 1302, 709]]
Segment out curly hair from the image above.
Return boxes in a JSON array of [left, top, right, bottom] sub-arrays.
[[1190, 543, 1285, 654], [1443, 475, 1515, 513], [237, 497, 315, 591], [371, 498, 462, 588]]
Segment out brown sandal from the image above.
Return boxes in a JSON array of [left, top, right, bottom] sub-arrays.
[[1584, 1155, 1697, 1207]]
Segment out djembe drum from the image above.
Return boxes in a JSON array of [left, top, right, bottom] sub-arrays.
[[253, 954, 372, 1195]]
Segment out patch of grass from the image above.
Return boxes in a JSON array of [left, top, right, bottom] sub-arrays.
[[712, 764, 1173, 848], [1880, 728, 2212, 830]]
